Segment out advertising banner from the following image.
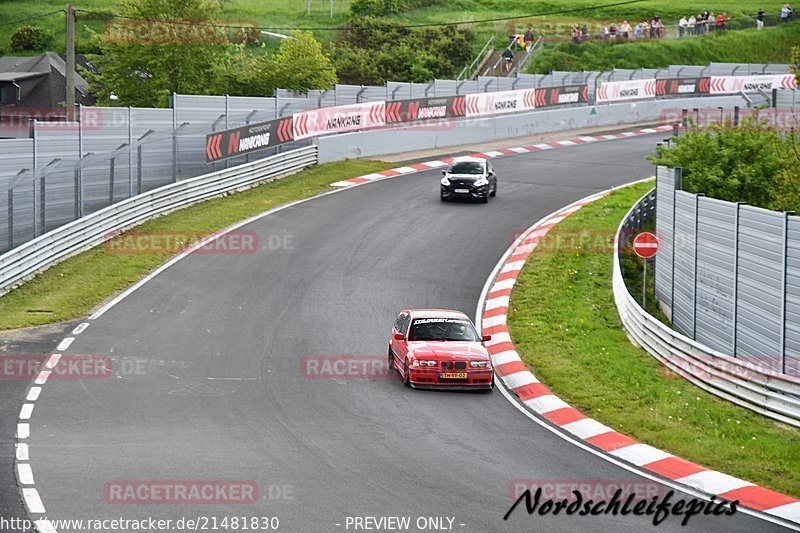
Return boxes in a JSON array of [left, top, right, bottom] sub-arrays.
[[293, 101, 386, 140], [465, 89, 536, 117], [596, 79, 656, 103], [708, 74, 797, 94], [534, 85, 589, 107], [655, 77, 710, 97], [385, 96, 466, 124], [205, 117, 294, 163]]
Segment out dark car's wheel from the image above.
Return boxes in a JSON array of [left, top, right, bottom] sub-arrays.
[[490, 183, 497, 197], [403, 360, 411, 387], [440, 194, 447, 202], [481, 195, 489, 204], [387, 347, 395, 374]]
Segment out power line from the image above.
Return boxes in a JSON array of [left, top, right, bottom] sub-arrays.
[[75, 0, 648, 32], [0, 9, 65, 28]]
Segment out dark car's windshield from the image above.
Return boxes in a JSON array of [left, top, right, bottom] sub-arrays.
[[408, 318, 480, 341], [449, 162, 484, 175]]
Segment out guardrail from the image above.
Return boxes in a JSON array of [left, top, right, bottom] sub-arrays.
[[457, 35, 494, 82], [0, 146, 317, 296], [613, 190, 800, 428]]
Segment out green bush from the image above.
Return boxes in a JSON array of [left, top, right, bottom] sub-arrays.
[[332, 16, 474, 84], [350, 0, 403, 17], [648, 118, 800, 212], [10, 25, 53, 51]]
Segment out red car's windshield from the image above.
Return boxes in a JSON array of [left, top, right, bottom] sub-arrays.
[[408, 318, 480, 342]]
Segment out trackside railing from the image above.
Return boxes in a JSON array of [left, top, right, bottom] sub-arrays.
[[0, 146, 317, 296], [613, 190, 800, 428]]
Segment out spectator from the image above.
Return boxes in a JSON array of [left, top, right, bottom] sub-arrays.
[[641, 19, 650, 37], [781, 3, 793, 22], [716, 12, 727, 30], [708, 12, 716, 32], [688, 14, 696, 34], [600, 23, 609, 39], [609, 22, 618, 38], [757, 8, 765, 29], [653, 14, 664, 38], [524, 25, 534, 51], [572, 24, 581, 44], [697, 11, 707, 34], [502, 47, 513, 72], [634, 21, 643, 38], [679, 15, 688, 37], [581, 24, 589, 42], [619, 20, 632, 39]]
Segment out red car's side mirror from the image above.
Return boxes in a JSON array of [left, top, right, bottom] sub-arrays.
[[394, 332, 405, 341], [482, 334, 492, 342]]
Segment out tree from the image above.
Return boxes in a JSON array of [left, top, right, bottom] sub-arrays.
[[83, 0, 232, 107], [224, 31, 338, 97]]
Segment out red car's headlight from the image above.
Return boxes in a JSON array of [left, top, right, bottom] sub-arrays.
[[414, 360, 437, 367], [470, 361, 490, 368]]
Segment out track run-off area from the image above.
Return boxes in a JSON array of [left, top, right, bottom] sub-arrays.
[[17, 133, 792, 532]]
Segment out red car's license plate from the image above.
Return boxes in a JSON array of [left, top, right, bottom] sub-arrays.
[[441, 372, 468, 379]]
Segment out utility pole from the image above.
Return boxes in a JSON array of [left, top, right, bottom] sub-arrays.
[[66, 4, 76, 122]]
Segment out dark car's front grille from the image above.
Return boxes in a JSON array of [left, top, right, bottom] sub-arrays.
[[441, 361, 467, 371], [449, 179, 474, 188]]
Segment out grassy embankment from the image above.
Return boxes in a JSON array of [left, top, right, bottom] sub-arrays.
[[507, 181, 800, 497]]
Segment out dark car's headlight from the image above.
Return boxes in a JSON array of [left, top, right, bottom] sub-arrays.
[[473, 177, 489, 187], [440, 176, 450, 186]]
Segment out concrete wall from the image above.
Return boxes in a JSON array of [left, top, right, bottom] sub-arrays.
[[316, 96, 746, 163]]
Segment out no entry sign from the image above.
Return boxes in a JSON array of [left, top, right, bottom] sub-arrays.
[[633, 232, 659, 259]]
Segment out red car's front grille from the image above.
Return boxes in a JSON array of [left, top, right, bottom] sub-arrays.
[[441, 361, 467, 371]]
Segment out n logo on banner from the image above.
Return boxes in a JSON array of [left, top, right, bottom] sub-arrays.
[[228, 131, 240, 155]]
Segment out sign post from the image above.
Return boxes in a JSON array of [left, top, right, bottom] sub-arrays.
[[633, 232, 659, 308]]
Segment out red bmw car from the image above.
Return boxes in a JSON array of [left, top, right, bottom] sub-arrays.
[[388, 309, 494, 391]]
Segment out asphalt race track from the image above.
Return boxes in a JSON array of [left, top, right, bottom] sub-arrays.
[[22, 134, 788, 532]]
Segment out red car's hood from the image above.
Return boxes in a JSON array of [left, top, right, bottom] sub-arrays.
[[407, 341, 489, 360]]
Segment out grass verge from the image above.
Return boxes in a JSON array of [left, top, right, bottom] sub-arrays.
[[0, 159, 391, 331], [507, 181, 800, 497]]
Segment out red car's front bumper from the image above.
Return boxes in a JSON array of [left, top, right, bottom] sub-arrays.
[[407, 368, 494, 390]]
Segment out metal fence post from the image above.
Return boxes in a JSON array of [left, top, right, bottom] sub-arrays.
[[32, 169, 38, 237], [39, 170, 45, 233], [670, 168, 682, 323], [109, 157, 115, 205], [73, 166, 80, 219], [224, 94, 230, 170], [137, 145, 143, 195], [692, 193, 703, 339], [732, 203, 741, 357], [128, 107, 133, 198], [7, 188, 13, 250], [781, 212, 789, 373]]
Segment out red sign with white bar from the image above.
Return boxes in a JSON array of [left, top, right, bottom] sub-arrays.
[[292, 101, 386, 140], [633, 232, 659, 259], [465, 89, 536, 118], [596, 79, 656, 103]]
